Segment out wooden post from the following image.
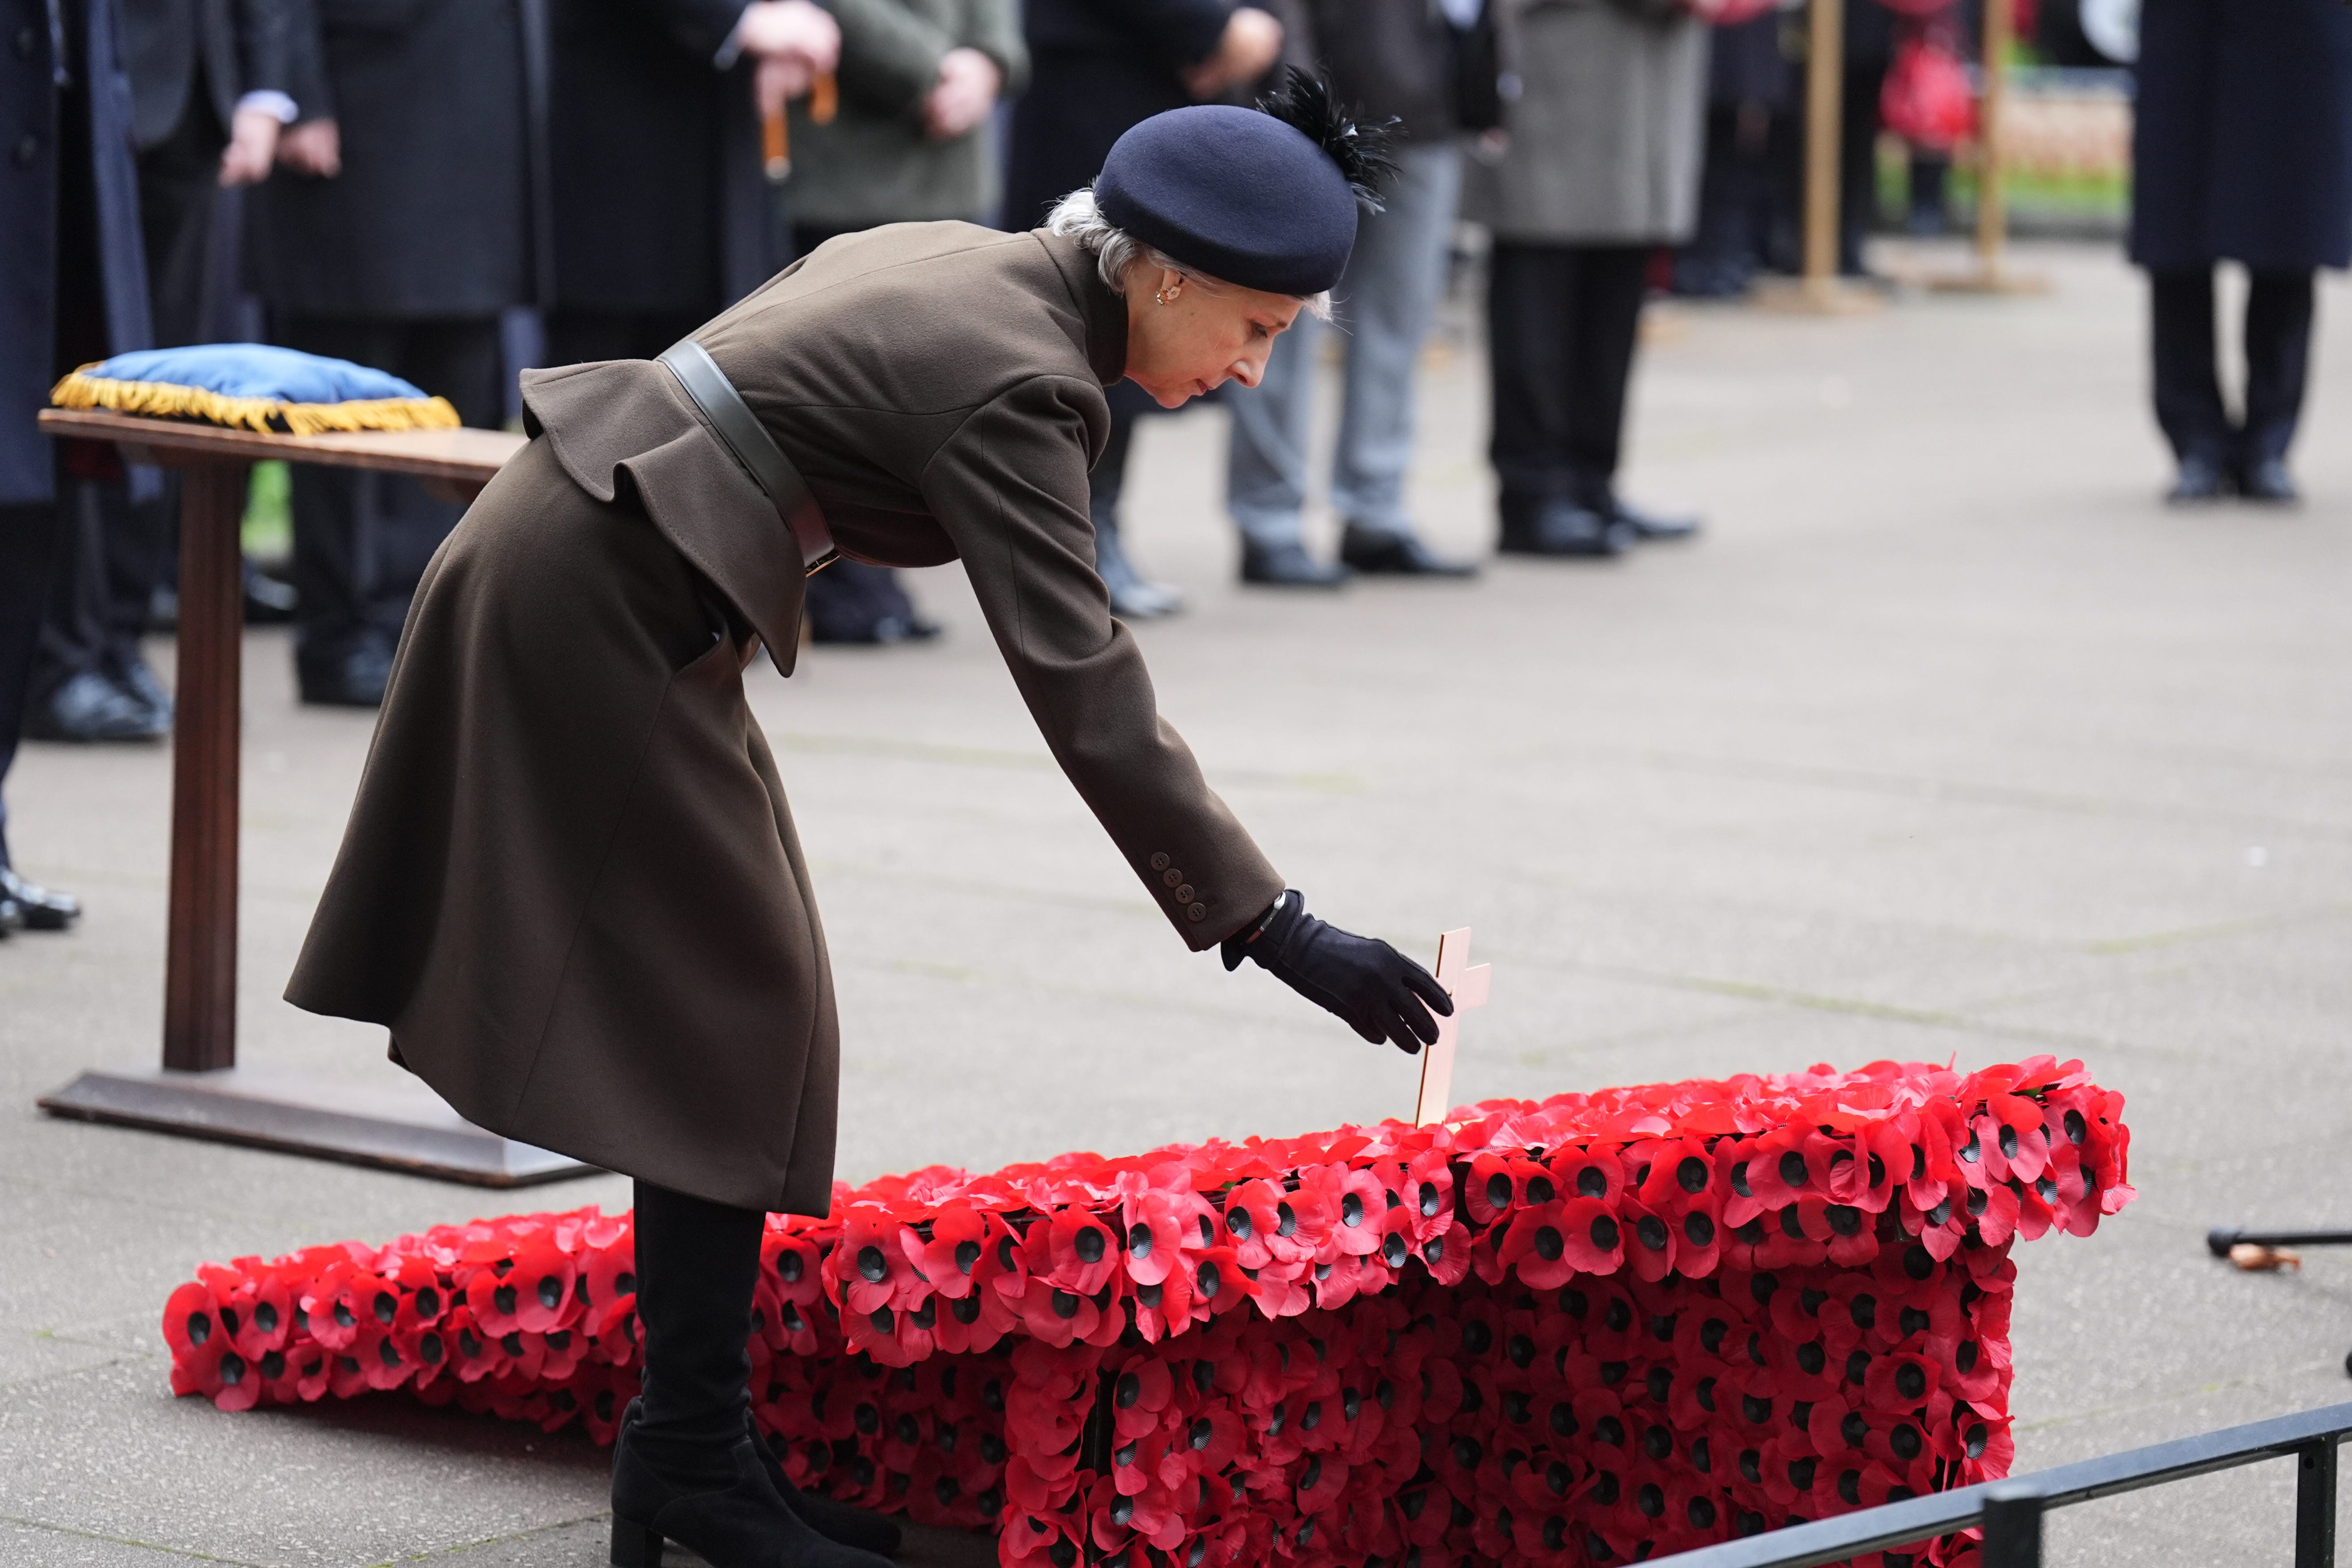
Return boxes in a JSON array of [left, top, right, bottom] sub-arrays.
[[1759, 0, 1877, 310], [162, 461, 247, 1073], [1803, 0, 1845, 297], [1975, 0, 2014, 281], [1928, 0, 2046, 293]]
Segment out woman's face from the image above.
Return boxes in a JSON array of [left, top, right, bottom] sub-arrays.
[[1122, 263, 1305, 409]]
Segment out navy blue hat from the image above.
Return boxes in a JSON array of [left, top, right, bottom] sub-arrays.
[[1094, 75, 1394, 299]]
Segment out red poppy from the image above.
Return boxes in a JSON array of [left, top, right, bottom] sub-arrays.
[[1043, 1207, 1122, 1298], [1621, 1194, 1679, 1283], [1115, 1192, 1188, 1288]]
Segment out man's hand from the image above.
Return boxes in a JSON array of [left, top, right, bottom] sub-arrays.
[[1181, 6, 1283, 99], [924, 47, 1001, 140], [741, 0, 841, 122], [218, 106, 282, 185], [1223, 891, 1453, 1054], [274, 118, 341, 178]]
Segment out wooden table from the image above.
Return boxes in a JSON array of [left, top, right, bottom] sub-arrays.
[[32, 409, 589, 1184]]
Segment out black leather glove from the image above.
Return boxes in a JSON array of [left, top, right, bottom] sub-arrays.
[[1222, 890, 1453, 1053]]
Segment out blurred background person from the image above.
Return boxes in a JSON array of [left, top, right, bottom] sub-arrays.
[[1220, 0, 1490, 587], [1468, 0, 1705, 557], [1673, 6, 1790, 297], [545, 0, 838, 369], [24, 0, 294, 743], [1005, 0, 1284, 615], [784, 0, 1027, 645], [2132, 0, 2352, 504], [246, 0, 533, 706], [0, 0, 148, 929]]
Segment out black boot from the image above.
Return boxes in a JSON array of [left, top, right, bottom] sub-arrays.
[[624, 1181, 897, 1566], [609, 1430, 893, 1568], [619, 1397, 902, 1556]]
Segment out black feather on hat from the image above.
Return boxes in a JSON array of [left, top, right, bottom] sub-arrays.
[[1256, 67, 1400, 213]]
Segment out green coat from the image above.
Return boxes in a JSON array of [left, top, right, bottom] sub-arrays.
[[787, 0, 1029, 228]]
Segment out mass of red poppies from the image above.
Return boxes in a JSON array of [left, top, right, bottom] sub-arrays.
[[162, 1058, 2130, 1567]]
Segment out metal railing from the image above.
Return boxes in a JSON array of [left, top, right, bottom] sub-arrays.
[[1647, 1401, 2352, 1568]]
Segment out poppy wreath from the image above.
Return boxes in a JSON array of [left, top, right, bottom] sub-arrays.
[[162, 1058, 2130, 1566]]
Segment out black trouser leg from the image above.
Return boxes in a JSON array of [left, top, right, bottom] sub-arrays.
[[1487, 241, 1575, 512], [1561, 245, 1652, 508], [27, 476, 117, 705], [127, 105, 236, 660], [2241, 270, 2317, 465], [2148, 268, 2230, 463], [279, 316, 504, 675], [0, 499, 68, 869], [1489, 242, 1650, 512], [1838, 65, 1887, 274], [631, 1178, 768, 1489], [543, 309, 707, 368]]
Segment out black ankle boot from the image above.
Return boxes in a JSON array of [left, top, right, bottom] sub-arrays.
[[610, 1431, 895, 1568], [619, 1396, 901, 1556]]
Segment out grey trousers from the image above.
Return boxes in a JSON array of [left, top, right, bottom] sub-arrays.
[[1226, 139, 1464, 545]]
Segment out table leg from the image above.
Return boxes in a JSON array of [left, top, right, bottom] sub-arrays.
[[162, 461, 247, 1072]]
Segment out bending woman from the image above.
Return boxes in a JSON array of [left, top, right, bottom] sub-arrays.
[[286, 80, 1452, 1568]]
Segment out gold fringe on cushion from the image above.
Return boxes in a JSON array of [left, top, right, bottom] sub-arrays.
[[50, 367, 461, 436]]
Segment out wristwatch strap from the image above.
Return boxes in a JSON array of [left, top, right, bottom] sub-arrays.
[[657, 338, 838, 574]]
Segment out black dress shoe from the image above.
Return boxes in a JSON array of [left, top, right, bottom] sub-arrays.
[[1609, 495, 1702, 541], [25, 670, 169, 743], [1497, 499, 1633, 558], [298, 640, 394, 708], [1240, 539, 1349, 587], [0, 894, 22, 937], [2237, 457, 2300, 504], [620, 1399, 901, 1557], [0, 868, 80, 931], [244, 566, 298, 624], [113, 655, 173, 732], [610, 1433, 893, 1568], [2167, 453, 2232, 503], [1339, 523, 1479, 577]]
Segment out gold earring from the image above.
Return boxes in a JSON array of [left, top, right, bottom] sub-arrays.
[[1157, 282, 1180, 305]]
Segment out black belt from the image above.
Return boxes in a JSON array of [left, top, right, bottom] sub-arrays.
[[657, 338, 837, 574]]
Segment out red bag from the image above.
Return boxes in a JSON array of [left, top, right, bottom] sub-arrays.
[[1682, 0, 1779, 24], [1879, 37, 1977, 151]]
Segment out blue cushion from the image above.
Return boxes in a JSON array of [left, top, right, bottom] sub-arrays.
[[76, 344, 433, 404]]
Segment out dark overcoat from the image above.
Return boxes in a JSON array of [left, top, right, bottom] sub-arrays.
[[2, 0, 153, 507], [286, 224, 1286, 1213], [1001, 0, 1233, 231], [548, 0, 771, 318], [119, 0, 297, 148], [243, 0, 537, 318], [2131, 0, 2352, 273]]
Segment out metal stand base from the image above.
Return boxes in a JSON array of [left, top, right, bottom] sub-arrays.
[[37, 1068, 598, 1187]]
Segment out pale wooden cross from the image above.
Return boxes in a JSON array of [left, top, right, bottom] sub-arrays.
[[1414, 928, 1492, 1126]]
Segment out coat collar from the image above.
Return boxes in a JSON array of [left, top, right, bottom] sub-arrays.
[[1036, 230, 1131, 389]]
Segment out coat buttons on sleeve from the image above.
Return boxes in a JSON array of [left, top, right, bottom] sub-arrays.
[[1187, 903, 1207, 922], [1162, 868, 1182, 888], [1150, 853, 1170, 871], [1175, 884, 1194, 903]]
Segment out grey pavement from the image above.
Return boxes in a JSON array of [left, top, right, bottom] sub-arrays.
[[3, 238, 2349, 1564]]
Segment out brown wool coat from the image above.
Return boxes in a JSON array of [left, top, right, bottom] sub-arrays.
[[286, 224, 1286, 1214]]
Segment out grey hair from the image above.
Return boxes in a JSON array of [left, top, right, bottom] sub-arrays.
[[1044, 187, 1332, 322]]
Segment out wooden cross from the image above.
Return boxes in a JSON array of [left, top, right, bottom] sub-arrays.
[[1414, 928, 1492, 1126]]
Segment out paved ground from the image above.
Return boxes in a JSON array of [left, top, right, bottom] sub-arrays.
[[3, 239, 2349, 1565]]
